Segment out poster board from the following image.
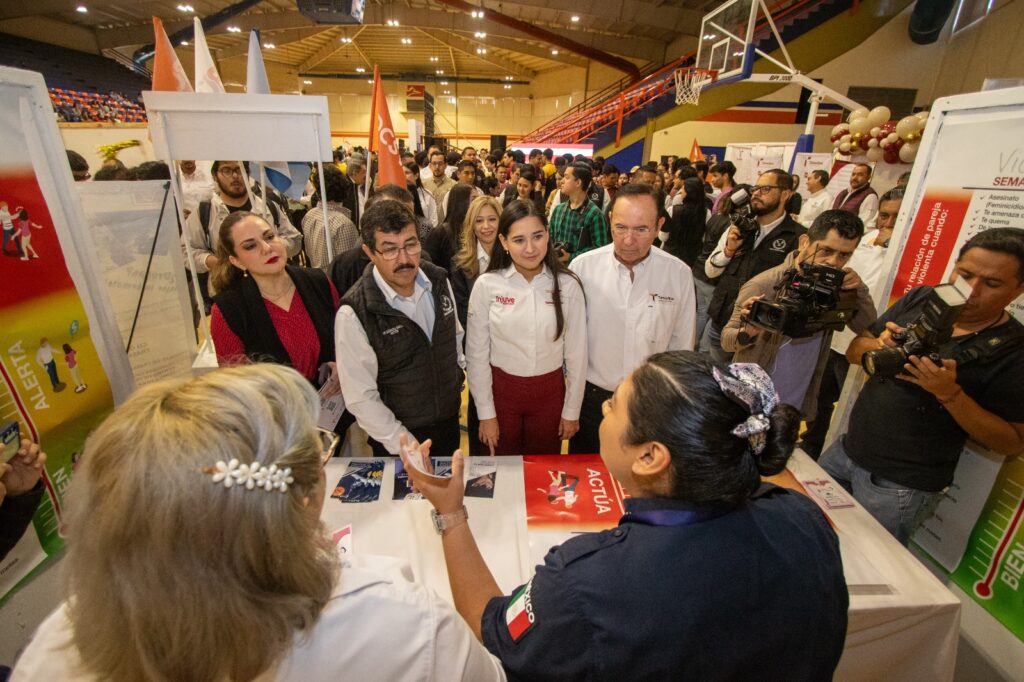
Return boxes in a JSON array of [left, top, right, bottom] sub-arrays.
[[725, 142, 795, 185], [829, 86, 1024, 650], [0, 66, 133, 605]]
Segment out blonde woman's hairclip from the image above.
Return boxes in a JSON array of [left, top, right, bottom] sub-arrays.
[[202, 458, 294, 493]]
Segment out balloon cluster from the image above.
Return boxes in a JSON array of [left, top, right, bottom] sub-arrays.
[[829, 106, 929, 164]]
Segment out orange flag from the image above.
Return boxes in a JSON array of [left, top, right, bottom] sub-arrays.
[[151, 17, 193, 92], [368, 65, 405, 188], [688, 138, 705, 162]]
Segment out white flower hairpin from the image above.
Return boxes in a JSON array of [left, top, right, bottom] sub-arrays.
[[205, 458, 294, 493]]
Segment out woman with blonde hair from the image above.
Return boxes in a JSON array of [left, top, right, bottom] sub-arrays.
[[450, 195, 502, 456], [14, 364, 504, 681]]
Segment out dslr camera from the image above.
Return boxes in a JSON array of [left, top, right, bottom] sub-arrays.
[[862, 282, 969, 378], [747, 264, 859, 339], [727, 187, 760, 247]]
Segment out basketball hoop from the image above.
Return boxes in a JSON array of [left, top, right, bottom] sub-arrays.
[[674, 67, 716, 106]]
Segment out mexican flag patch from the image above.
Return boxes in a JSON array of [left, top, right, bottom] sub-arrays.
[[505, 579, 536, 642]]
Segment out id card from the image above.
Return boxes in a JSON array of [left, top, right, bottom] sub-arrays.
[[394, 457, 453, 500], [1, 421, 19, 463]]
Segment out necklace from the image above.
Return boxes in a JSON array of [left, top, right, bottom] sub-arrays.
[[259, 281, 294, 300]]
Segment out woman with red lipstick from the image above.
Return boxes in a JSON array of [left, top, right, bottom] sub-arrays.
[[466, 200, 587, 455], [208, 212, 341, 396]]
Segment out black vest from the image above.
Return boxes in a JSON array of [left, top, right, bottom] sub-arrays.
[[708, 215, 806, 327], [214, 265, 335, 376], [340, 261, 461, 429]]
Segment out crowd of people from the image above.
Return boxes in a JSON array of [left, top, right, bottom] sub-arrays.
[[6, 139, 1021, 680], [50, 88, 147, 123]]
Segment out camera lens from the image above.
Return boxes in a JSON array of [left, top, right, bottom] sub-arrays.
[[862, 347, 907, 377]]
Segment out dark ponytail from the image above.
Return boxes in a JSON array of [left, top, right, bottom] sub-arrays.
[[625, 351, 800, 507], [487, 200, 583, 340]]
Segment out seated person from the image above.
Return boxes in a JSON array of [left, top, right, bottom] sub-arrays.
[[14, 364, 504, 681], [402, 351, 849, 681]]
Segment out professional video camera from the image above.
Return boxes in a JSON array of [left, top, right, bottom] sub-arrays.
[[862, 282, 969, 378], [746, 263, 859, 338], [726, 187, 760, 246]]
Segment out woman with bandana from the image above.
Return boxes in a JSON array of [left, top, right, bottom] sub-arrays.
[[402, 351, 848, 681]]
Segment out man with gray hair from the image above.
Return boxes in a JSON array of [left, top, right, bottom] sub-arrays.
[[345, 153, 369, 224]]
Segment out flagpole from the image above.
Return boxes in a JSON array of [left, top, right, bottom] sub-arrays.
[[314, 121, 334, 263], [366, 65, 381, 209]]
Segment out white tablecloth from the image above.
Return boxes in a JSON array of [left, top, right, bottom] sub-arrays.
[[321, 452, 960, 681]]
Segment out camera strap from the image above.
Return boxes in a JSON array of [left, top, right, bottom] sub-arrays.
[[951, 319, 1024, 369]]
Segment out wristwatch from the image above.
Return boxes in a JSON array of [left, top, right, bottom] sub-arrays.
[[431, 506, 469, 535]]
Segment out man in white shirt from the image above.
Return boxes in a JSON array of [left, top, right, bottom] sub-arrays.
[[801, 187, 904, 458], [177, 160, 214, 219], [335, 200, 465, 456], [831, 162, 878, 229], [568, 183, 697, 454], [797, 169, 832, 227], [423, 150, 457, 225]]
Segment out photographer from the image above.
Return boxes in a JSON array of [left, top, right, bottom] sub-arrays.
[[722, 210, 875, 417], [821, 228, 1024, 544], [704, 170, 807, 362]]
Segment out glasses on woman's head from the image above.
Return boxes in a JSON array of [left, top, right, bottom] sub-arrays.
[[316, 428, 341, 468]]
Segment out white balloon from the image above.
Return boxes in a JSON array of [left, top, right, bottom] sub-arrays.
[[886, 133, 899, 144], [868, 106, 891, 126], [896, 115, 920, 140], [899, 141, 919, 163], [866, 147, 883, 162], [869, 126, 882, 138], [840, 133, 851, 144], [915, 110, 930, 121], [868, 138, 879, 148], [839, 142, 852, 153], [849, 118, 871, 136], [831, 123, 846, 137], [849, 107, 870, 122]]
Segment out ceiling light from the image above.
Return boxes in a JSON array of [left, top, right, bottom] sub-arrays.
[[355, 67, 366, 73], [367, 79, 374, 84], [340, 36, 352, 43], [443, 90, 451, 94], [303, 79, 312, 84], [177, 4, 195, 12], [400, 37, 412, 45], [504, 84, 512, 89], [703, 33, 717, 40], [471, 10, 485, 19], [76, 5, 88, 12], [476, 48, 487, 54], [505, 75, 513, 81], [264, 43, 275, 49], [429, 56, 439, 62], [440, 80, 448, 85], [386, 19, 399, 26], [571, 15, 580, 22], [474, 31, 486, 38], [227, 26, 241, 33], [436, 69, 444, 74], [550, 49, 559, 55]]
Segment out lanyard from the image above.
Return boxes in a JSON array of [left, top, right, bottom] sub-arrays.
[[623, 507, 729, 527]]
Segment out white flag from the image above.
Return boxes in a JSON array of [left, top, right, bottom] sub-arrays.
[[193, 17, 225, 94]]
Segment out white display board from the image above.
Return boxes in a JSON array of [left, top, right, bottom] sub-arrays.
[[725, 142, 796, 185]]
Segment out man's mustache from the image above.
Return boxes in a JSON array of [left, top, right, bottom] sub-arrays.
[[394, 263, 415, 272]]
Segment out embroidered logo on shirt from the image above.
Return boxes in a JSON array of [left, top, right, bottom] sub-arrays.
[[655, 294, 675, 303], [506, 578, 536, 642], [496, 295, 516, 305], [382, 325, 403, 336], [771, 238, 788, 252], [440, 293, 455, 317]]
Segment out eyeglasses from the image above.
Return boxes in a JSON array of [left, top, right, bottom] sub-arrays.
[[218, 166, 244, 178], [374, 240, 422, 260], [316, 428, 341, 468], [612, 226, 653, 236], [751, 185, 784, 194]]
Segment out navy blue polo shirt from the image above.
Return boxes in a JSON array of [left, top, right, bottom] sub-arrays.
[[482, 485, 848, 681]]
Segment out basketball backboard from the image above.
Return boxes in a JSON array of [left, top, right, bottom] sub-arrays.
[[695, 0, 757, 84]]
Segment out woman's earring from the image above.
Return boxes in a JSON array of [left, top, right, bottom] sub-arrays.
[[243, 269, 249, 278]]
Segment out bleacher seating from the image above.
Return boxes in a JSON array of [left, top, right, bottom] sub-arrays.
[[49, 87, 147, 123]]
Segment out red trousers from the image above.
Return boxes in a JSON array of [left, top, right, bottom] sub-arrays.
[[487, 365, 565, 455]]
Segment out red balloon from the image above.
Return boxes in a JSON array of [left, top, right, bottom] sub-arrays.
[[881, 121, 897, 134], [883, 148, 900, 164], [859, 136, 871, 151], [830, 133, 839, 143], [894, 138, 905, 149]]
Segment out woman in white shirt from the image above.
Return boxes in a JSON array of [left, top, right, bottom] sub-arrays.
[[13, 364, 503, 682], [451, 196, 503, 456], [467, 200, 587, 455]]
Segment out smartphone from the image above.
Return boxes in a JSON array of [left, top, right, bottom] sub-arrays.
[[1, 421, 20, 463]]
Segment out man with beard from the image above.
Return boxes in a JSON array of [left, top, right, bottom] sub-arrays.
[[832, 162, 878, 229], [336, 200, 464, 457], [703, 169, 806, 362], [184, 160, 302, 301]]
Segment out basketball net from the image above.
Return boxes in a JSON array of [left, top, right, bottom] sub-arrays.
[[674, 68, 715, 106]]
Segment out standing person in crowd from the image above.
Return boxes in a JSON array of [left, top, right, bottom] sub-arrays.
[[336, 201, 465, 457], [548, 161, 611, 264], [693, 186, 750, 352], [467, 201, 586, 455], [399, 351, 848, 681], [709, 161, 737, 214], [425, 184, 476, 273], [832, 162, 878, 229], [451, 196, 503, 456], [660, 177, 707, 267], [208, 212, 341, 396], [423, 150, 456, 224], [177, 159, 214, 219], [801, 188, 903, 458], [798, 170, 833, 227], [704, 170, 806, 363], [344, 154, 369, 225], [722, 210, 875, 417], [822, 227, 1024, 544], [302, 164, 359, 272], [785, 173, 803, 217], [13, 364, 503, 681], [184, 160, 302, 305], [569, 184, 696, 454], [511, 165, 546, 215], [405, 161, 439, 227], [600, 163, 620, 202]]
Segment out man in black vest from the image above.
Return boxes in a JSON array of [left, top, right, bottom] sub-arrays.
[[703, 169, 806, 363], [336, 200, 464, 457]]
